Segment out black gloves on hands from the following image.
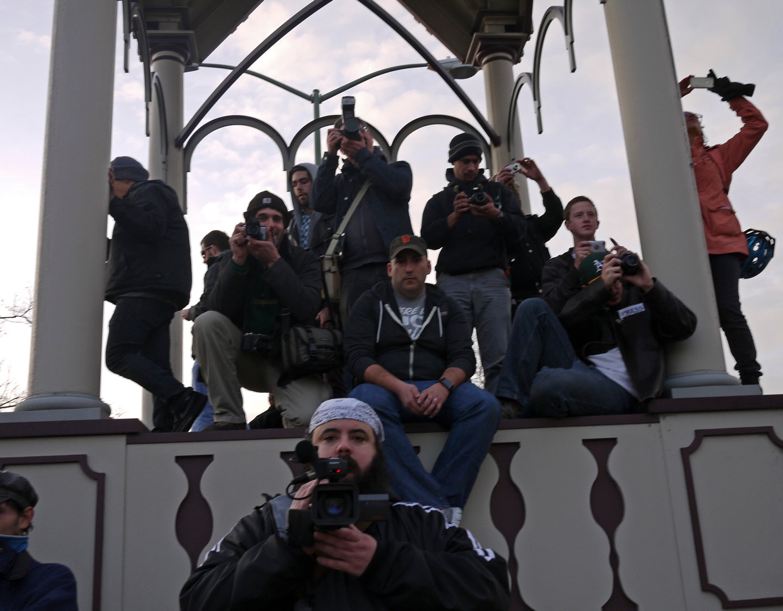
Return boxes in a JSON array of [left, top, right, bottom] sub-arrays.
[[708, 69, 755, 101]]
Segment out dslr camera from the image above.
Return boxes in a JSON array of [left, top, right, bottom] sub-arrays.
[[618, 251, 641, 276], [340, 96, 363, 141], [465, 184, 489, 205], [243, 210, 268, 241]]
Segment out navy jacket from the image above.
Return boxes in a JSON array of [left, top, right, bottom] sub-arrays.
[[0, 549, 77, 611], [312, 148, 412, 262]]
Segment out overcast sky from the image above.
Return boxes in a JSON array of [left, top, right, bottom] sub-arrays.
[[0, 0, 780, 420]]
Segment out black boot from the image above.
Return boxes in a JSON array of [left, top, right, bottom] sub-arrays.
[[168, 388, 208, 432]]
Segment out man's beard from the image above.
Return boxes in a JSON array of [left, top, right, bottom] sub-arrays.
[[345, 452, 390, 494]]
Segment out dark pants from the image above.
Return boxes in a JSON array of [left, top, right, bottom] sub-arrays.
[[709, 254, 761, 383], [106, 297, 183, 429]]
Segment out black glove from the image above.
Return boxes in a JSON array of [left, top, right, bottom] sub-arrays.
[[708, 69, 755, 101]]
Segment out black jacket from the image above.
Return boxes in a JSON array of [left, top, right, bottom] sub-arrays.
[[206, 236, 322, 331], [105, 179, 192, 308], [345, 280, 475, 381], [180, 495, 510, 611], [184, 250, 229, 321], [543, 251, 697, 400], [421, 170, 525, 274], [508, 189, 564, 301]]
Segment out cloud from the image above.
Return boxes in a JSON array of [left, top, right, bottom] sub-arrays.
[[15, 29, 50, 51]]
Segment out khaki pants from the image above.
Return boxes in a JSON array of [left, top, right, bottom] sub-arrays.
[[192, 311, 330, 427]]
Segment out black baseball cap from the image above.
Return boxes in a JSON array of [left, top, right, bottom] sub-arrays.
[[0, 471, 38, 509], [389, 234, 427, 260]]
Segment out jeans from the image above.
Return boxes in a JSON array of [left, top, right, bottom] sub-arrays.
[[437, 268, 511, 394], [106, 296, 184, 430], [350, 380, 500, 509], [709, 254, 761, 382], [496, 298, 637, 417], [189, 361, 215, 432]]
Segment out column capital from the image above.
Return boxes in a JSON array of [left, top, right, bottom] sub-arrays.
[[466, 12, 531, 66], [147, 31, 197, 66]]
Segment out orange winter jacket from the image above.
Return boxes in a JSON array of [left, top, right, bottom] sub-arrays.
[[690, 97, 768, 255]]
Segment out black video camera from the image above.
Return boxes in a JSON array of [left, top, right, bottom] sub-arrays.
[[243, 210, 268, 241], [288, 441, 389, 535], [340, 96, 363, 141]]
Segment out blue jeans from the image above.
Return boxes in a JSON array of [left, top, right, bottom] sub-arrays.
[[350, 380, 500, 509], [437, 269, 511, 394], [189, 361, 214, 432], [496, 298, 637, 417]]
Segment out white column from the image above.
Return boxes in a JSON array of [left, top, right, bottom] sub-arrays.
[[14, 0, 117, 418], [141, 50, 187, 426], [482, 56, 532, 213], [603, 0, 740, 394]]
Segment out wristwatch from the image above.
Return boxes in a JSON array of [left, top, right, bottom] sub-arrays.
[[438, 377, 454, 393]]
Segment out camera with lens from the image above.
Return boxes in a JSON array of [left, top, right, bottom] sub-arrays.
[[466, 184, 489, 205], [340, 96, 362, 141], [619, 251, 641, 276], [243, 210, 268, 241], [308, 457, 388, 529]]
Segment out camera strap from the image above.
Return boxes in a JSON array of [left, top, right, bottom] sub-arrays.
[[324, 179, 371, 261], [322, 180, 371, 326]]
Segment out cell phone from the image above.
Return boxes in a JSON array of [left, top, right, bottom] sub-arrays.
[[588, 240, 606, 253], [689, 76, 714, 89]]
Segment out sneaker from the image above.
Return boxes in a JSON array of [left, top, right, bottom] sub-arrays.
[[169, 388, 208, 432], [202, 421, 248, 432]]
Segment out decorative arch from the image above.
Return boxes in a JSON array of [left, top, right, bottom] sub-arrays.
[[390, 115, 491, 170], [509, 0, 576, 135]]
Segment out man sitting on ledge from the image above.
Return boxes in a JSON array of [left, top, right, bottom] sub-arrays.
[[497, 197, 697, 417], [345, 235, 500, 524]]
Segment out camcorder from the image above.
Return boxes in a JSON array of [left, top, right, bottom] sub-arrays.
[[340, 96, 363, 141], [243, 210, 268, 241], [287, 440, 389, 546]]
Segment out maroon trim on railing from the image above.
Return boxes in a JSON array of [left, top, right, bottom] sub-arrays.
[[583, 438, 638, 610], [497, 413, 659, 430], [0, 454, 105, 611], [651, 394, 783, 414], [0, 418, 147, 439], [488, 442, 533, 611], [174, 455, 215, 571], [681, 426, 783, 609]]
